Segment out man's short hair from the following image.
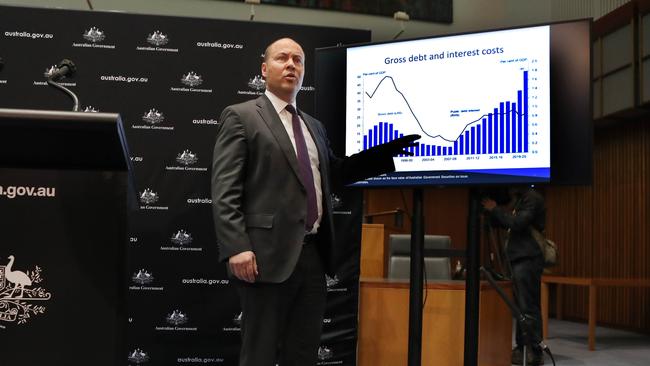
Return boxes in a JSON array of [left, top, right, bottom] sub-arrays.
[[262, 38, 302, 62]]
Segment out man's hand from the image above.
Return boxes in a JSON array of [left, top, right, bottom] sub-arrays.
[[481, 198, 497, 211], [369, 134, 421, 157], [229, 251, 258, 283]]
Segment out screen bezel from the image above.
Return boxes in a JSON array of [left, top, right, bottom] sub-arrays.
[[315, 18, 593, 187]]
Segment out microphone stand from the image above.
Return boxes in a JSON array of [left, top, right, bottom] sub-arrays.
[[47, 78, 80, 112], [480, 266, 557, 366]]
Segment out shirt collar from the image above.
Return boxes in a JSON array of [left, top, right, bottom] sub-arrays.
[[265, 89, 297, 115]]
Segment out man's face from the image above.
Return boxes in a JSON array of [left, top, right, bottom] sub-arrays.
[[262, 38, 305, 103]]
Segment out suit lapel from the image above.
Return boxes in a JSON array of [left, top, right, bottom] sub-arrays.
[[256, 96, 304, 187]]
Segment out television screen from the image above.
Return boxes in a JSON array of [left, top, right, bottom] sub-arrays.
[[345, 25, 553, 186]]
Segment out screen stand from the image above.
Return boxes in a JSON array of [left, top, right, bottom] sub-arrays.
[[407, 188, 424, 366], [463, 190, 481, 366], [407, 188, 482, 366]]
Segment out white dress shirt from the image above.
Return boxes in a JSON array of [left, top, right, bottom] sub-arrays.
[[264, 90, 323, 234]]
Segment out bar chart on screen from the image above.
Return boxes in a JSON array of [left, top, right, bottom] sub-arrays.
[[346, 25, 551, 177]]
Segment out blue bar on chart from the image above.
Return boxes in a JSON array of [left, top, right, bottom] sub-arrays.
[[470, 127, 475, 155], [488, 113, 493, 154], [509, 102, 519, 153], [459, 134, 464, 155], [373, 125, 377, 148], [481, 118, 488, 154], [476, 125, 482, 155], [361, 69, 531, 157], [524, 70, 529, 152], [499, 102, 505, 154], [517, 90, 523, 152], [493, 107, 499, 153], [505, 101, 510, 154]]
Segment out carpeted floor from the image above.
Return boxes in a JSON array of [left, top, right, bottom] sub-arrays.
[[522, 319, 650, 366]]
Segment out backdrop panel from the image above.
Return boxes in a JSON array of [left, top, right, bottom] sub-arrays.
[[0, 5, 369, 365]]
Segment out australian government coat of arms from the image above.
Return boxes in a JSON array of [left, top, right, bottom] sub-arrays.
[[0, 255, 51, 327]]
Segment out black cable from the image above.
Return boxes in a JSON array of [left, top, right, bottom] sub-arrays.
[[537, 342, 557, 366]]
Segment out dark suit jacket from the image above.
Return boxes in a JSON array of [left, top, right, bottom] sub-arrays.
[[211, 95, 393, 283], [489, 188, 546, 262]]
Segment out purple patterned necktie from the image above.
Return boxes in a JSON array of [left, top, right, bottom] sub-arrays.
[[285, 104, 318, 231]]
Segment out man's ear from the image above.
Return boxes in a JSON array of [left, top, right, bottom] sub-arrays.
[[261, 62, 267, 78]]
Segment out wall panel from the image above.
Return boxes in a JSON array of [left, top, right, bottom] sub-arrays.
[[366, 120, 650, 334]]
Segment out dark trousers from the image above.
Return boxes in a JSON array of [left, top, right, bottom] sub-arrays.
[[510, 255, 544, 352], [235, 243, 327, 366]]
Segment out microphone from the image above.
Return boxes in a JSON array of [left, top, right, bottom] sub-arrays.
[[46, 58, 80, 111], [48, 59, 76, 81]]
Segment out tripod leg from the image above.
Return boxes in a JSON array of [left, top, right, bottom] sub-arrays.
[[523, 344, 527, 366]]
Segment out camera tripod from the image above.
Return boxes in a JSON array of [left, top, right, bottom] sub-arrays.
[[480, 216, 556, 366]]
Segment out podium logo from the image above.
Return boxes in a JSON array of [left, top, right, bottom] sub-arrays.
[[163, 230, 201, 252], [164, 230, 202, 251], [43, 65, 60, 79], [331, 194, 343, 210], [233, 311, 242, 326], [83, 26, 106, 43], [317, 346, 334, 361], [172, 72, 212, 93], [170, 230, 193, 246], [248, 75, 265, 91], [147, 30, 169, 46], [167, 150, 207, 172], [139, 188, 159, 205], [137, 31, 177, 53], [0, 255, 51, 327], [157, 310, 198, 331], [325, 274, 347, 293], [181, 71, 203, 87], [131, 269, 154, 285], [39, 64, 76, 86], [176, 150, 198, 166], [133, 109, 173, 131], [130, 269, 164, 291], [127, 348, 150, 364], [325, 274, 339, 288], [142, 108, 164, 125], [166, 309, 189, 326], [223, 311, 242, 332]]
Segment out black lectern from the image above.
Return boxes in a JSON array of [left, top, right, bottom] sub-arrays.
[[0, 109, 131, 366], [0, 108, 132, 171]]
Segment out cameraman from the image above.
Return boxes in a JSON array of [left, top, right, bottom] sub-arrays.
[[482, 186, 546, 365]]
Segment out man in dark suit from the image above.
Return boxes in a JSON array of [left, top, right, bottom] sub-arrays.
[[211, 38, 418, 366], [482, 186, 546, 365]]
